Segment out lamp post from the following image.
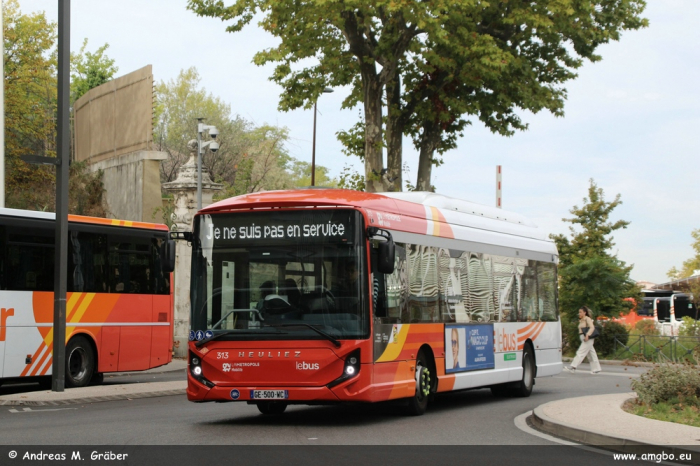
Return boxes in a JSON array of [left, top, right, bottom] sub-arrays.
[[311, 88, 333, 187], [196, 118, 220, 210]]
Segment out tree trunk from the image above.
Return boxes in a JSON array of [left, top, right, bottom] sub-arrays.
[[385, 74, 402, 192], [415, 122, 441, 192], [362, 65, 386, 193]]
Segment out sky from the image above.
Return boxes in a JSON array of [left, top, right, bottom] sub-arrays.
[[15, 0, 700, 285]]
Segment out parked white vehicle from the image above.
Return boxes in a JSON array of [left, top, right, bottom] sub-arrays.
[[653, 293, 696, 336]]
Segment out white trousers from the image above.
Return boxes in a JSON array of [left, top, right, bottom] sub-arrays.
[[571, 335, 602, 372]]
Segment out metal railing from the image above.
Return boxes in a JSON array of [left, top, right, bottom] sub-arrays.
[[612, 335, 700, 364]]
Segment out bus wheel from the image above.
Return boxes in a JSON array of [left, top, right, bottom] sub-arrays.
[[406, 350, 432, 416], [65, 336, 95, 388], [511, 345, 535, 397], [257, 402, 288, 415]]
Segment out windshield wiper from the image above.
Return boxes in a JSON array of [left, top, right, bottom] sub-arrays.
[[267, 323, 341, 348], [195, 329, 285, 348]]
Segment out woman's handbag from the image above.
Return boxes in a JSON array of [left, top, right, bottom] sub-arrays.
[[581, 326, 600, 338]]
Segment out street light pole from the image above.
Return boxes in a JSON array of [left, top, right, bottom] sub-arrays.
[[311, 88, 333, 187], [197, 118, 203, 211], [52, 0, 70, 392], [196, 119, 220, 211]]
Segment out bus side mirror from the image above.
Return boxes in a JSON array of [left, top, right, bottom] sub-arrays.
[[378, 240, 395, 274], [368, 227, 395, 274], [162, 239, 176, 273]]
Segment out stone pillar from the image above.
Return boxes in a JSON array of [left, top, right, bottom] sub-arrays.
[[163, 141, 223, 357]]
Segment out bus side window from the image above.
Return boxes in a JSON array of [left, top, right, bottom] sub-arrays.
[[5, 225, 54, 291], [374, 243, 406, 324]]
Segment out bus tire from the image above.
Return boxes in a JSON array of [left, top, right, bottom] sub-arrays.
[[65, 336, 95, 388], [406, 350, 433, 416], [257, 401, 288, 415], [511, 344, 535, 398]]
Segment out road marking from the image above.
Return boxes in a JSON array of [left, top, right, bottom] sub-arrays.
[[9, 407, 77, 413]]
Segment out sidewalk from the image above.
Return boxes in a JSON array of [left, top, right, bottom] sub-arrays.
[[0, 358, 187, 406], [532, 393, 700, 456], [3, 358, 700, 457]]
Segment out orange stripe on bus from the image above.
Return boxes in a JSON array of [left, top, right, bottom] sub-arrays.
[[66, 293, 85, 322], [30, 344, 51, 376], [38, 356, 53, 376], [69, 293, 96, 325], [20, 344, 47, 377], [517, 322, 543, 341]]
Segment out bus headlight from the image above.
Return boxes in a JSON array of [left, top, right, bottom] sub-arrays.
[[328, 350, 360, 388], [189, 351, 214, 387]]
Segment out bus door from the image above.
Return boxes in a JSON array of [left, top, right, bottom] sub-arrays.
[[108, 236, 153, 371], [370, 243, 414, 399]]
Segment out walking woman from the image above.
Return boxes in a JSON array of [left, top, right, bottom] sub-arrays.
[[564, 306, 602, 374]]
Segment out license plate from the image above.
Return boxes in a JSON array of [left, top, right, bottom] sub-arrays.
[[251, 390, 288, 400]]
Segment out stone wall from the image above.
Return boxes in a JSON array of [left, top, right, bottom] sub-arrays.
[[89, 150, 167, 222]]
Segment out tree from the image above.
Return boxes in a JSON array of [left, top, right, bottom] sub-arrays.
[[155, 67, 321, 196], [3, 0, 57, 197], [287, 159, 337, 188], [187, 0, 647, 192], [155, 67, 236, 183], [3, 0, 106, 216], [667, 229, 700, 280], [551, 180, 641, 344], [70, 38, 118, 103]]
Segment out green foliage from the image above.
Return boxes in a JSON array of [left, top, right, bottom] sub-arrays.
[[3, 1, 106, 216], [152, 199, 176, 231], [632, 364, 700, 406], [667, 229, 700, 280], [626, 398, 700, 428], [286, 159, 337, 188], [188, 0, 648, 192], [70, 38, 118, 103], [553, 179, 642, 326], [156, 67, 318, 197], [596, 321, 628, 357], [6, 161, 106, 217], [559, 255, 639, 319], [337, 165, 365, 192], [3, 0, 57, 193], [679, 316, 700, 337], [552, 179, 631, 265], [633, 319, 658, 336]]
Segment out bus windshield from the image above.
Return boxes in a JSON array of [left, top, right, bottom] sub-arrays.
[[190, 209, 368, 341]]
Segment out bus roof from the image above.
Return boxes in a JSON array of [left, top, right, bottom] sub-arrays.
[[199, 189, 556, 256], [0, 207, 169, 232]]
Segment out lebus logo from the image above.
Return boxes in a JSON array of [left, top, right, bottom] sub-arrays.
[[296, 361, 319, 371]]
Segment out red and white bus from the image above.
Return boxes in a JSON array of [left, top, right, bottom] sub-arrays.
[[184, 189, 561, 415], [0, 208, 175, 388]]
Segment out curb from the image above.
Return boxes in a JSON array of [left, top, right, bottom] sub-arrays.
[[531, 402, 700, 462], [0, 388, 185, 407]]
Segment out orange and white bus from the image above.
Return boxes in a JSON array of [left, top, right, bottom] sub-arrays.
[[184, 189, 561, 415], [0, 208, 175, 388]]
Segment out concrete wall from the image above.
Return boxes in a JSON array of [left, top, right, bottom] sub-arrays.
[[89, 150, 167, 222], [74, 65, 154, 163]]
